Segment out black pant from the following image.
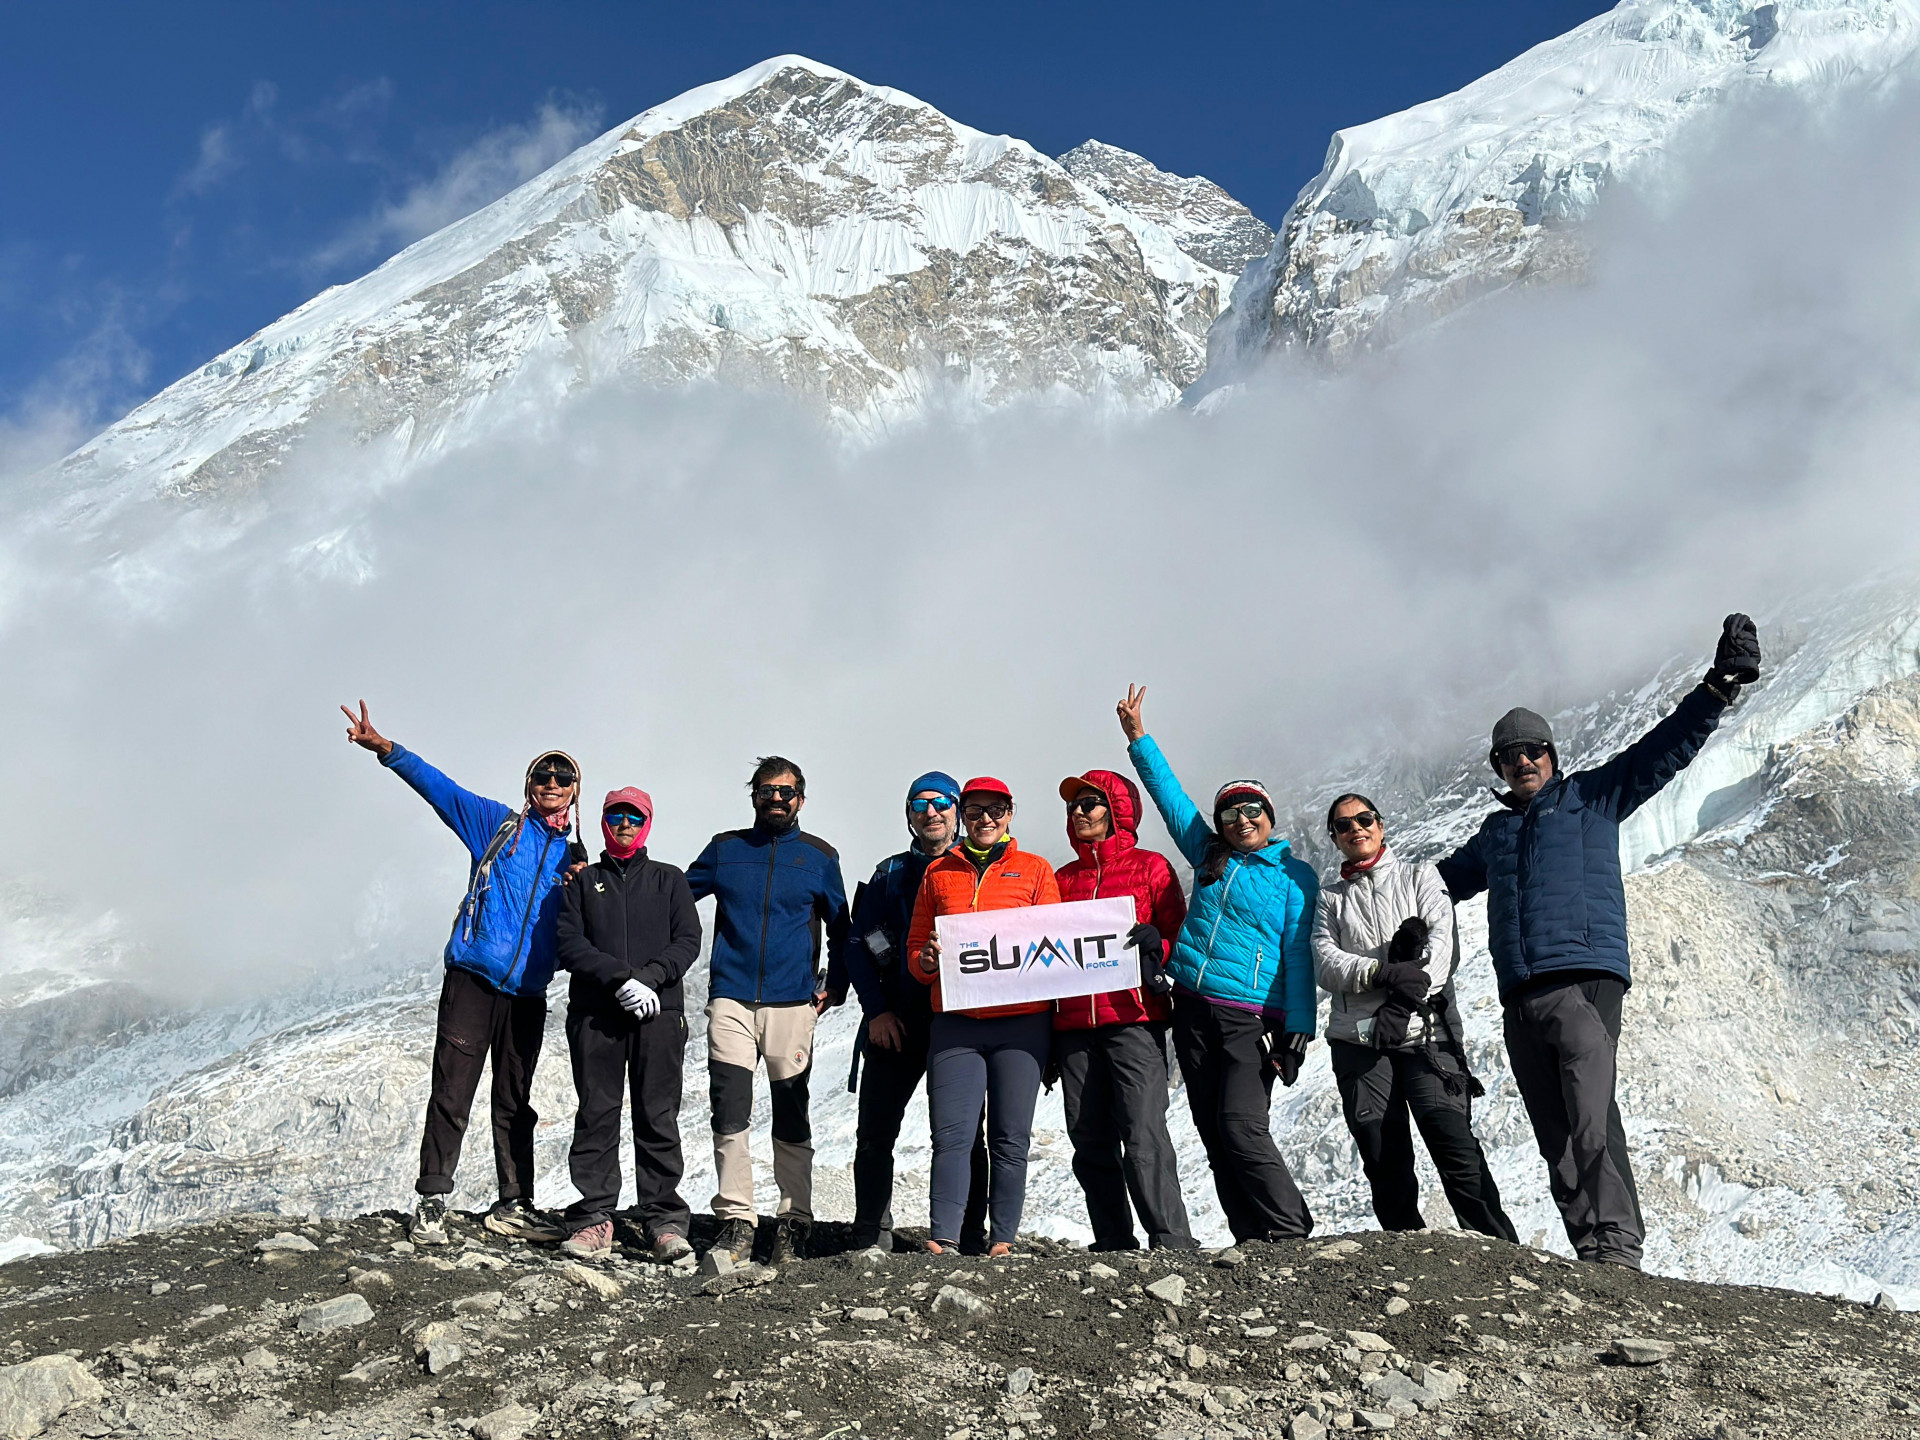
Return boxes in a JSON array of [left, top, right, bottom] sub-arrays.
[[926, 1012, 1050, 1245], [1059, 1023, 1196, 1250], [851, 1012, 987, 1247], [1170, 992, 1313, 1243], [1503, 976, 1644, 1266], [1329, 1039, 1517, 1242], [417, 966, 545, 1201], [563, 1005, 690, 1238]]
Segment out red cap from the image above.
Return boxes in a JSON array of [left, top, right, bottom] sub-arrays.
[[959, 776, 1013, 801]]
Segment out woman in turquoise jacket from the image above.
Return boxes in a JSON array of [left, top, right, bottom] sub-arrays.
[[1118, 685, 1318, 1242]]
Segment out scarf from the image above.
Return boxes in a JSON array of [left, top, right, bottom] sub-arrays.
[[600, 786, 654, 860], [1340, 848, 1387, 882]]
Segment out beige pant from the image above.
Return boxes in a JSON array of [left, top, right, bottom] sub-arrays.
[[707, 998, 816, 1223]]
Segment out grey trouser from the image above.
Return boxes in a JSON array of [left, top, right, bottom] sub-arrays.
[[1058, 1022, 1196, 1250], [1503, 976, 1644, 1266], [927, 1012, 1051, 1245], [707, 998, 816, 1224], [1329, 1039, 1516, 1243]]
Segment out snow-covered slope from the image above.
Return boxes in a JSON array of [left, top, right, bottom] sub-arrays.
[[50, 57, 1260, 510], [1197, 0, 1920, 388]]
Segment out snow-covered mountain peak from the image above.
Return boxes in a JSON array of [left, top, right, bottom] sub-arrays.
[[1057, 139, 1275, 276], [1196, 0, 1920, 389], [51, 56, 1256, 510]]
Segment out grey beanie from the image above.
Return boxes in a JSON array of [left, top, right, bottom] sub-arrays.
[[1489, 708, 1556, 772]]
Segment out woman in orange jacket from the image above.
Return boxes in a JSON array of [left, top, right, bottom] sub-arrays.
[[908, 777, 1061, 1255]]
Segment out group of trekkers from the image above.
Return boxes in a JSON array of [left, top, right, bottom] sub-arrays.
[[340, 613, 1763, 1274]]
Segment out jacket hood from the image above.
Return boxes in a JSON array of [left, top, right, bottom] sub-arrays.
[[1064, 768, 1143, 864]]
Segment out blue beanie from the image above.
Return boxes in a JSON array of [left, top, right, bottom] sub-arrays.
[[905, 771, 961, 833]]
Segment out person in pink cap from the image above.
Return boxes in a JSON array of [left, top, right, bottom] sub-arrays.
[[555, 787, 702, 1262]]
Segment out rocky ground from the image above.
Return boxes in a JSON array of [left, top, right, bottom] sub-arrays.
[[1, 1212, 1916, 1440]]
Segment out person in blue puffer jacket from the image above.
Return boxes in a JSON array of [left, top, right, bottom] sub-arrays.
[[1118, 685, 1319, 1242], [1436, 614, 1761, 1270], [343, 701, 582, 1248]]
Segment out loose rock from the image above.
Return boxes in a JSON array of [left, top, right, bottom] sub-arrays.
[[559, 1261, 623, 1299], [0, 1355, 105, 1440], [1006, 1366, 1033, 1396], [296, 1293, 375, 1334], [471, 1401, 538, 1440], [1610, 1337, 1676, 1366], [253, 1232, 319, 1255], [1145, 1274, 1187, 1307], [932, 1284, 992, 1319], [1383, 1295, 1410, 1316]]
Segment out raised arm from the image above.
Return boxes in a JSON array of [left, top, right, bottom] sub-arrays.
[[1576, 683, 1729, 823]]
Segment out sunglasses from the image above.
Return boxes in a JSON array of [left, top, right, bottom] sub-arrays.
[[754, 784, 802, 802], [1332, 811, 1380, 835], [961, 801, 1012, 822], [1495, 742, 1551, 767], [1067, 796, 1108, 815], [1217, 801, 1267, 823], [909, 796, 955, 814], [530, 768, 577, 788], [604, 809, 648, 827]]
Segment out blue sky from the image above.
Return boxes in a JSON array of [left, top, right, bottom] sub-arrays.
[[1, 0, 1612, 436]]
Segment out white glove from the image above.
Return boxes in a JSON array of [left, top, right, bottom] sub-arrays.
[[615, 979, 660, 1020]]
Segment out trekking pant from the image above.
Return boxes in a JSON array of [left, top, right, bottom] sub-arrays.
[[1328, 1039, 1517, 1243], [1502, 977, 1644, 1267], [563, 1004, 690, 1238], [1058, 1022, 1195, 1250], [416, 966, 545, 1201], [707, 998, 815, 1224], [1171, 991, 1314, 1243], [926, 1011, 1050, 1246], [852, 1011, 988, 1247]]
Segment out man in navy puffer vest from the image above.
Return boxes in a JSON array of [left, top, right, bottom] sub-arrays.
[[1437, 615, 1761, 1268]]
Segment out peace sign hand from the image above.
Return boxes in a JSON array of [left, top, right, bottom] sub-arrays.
[[341, 700, 395, 758], [1117, 684, 1148, 743]]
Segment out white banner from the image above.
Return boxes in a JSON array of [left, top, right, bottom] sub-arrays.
[[935, 896, 1139, 1010]]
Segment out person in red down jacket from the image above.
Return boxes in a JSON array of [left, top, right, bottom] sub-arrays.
[[1053, 769, 1198, 1251]]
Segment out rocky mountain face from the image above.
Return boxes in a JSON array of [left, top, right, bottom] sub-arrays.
[[1196, 0, 1920, 389], [47, 57, 1261, 511]]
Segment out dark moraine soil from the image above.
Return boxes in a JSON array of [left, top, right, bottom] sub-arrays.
[[1, 1211, 1916, 1440]]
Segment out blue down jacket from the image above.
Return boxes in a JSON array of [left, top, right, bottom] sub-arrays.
[[1128, 735, 1318, 1034], [1436, 684, 1728, 1001], [383, 745, 572, 997], [686, 825, 851, 1006]]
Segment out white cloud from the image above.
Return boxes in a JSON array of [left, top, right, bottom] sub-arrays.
[[309, 100, 603, 273]]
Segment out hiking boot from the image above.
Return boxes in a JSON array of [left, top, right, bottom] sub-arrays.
[[560, 1221, 614, 1260], [651, 1232, 693, 1265], [409, 1195, 450, 1247], [768, 1216, 811, 1264], [483, 1198, 567, 1243], [711, 1217, 756, 1264]]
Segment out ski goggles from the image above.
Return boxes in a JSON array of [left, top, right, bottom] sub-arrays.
[[909, 796, 955, 814], [604, 808, 648, 827]]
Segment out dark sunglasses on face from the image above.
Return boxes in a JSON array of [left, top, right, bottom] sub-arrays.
[[962, 802, 1011, 822], [531, 768, 577, 788], [1332, 811, 1380, 835], [1218, 801, 1266, 823], [1067, 796, 1108, 815], [604, 809, 648, 827], [754, 784, 801, 802], [1496, 742, 1551, 768], [909, 796, 955, 814]]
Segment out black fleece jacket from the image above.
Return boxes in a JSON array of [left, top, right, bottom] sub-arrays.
[[556, 849, 702, 1012]]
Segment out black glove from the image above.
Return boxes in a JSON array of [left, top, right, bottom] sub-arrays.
[[1127, 923, 1171, 993], [1042, 1053, 1062, 1094], [1272, 1031, 1309, 1087], [1707, 612, 1761, 699], [1386, 917, 1430, 970], [1375, 961, 1430, 1005], [1372, 995, 1414, 1050]]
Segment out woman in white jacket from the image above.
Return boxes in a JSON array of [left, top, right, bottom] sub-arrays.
[[1313, 793, 1516, 1241]]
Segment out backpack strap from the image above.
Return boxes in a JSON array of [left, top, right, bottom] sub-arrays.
[[452, 814, 523, 944]]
